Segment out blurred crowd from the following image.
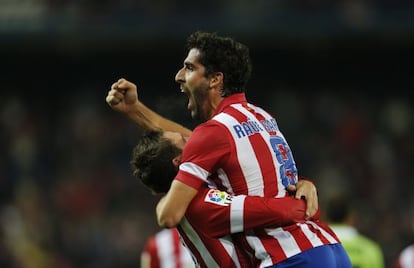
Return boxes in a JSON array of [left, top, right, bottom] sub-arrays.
[[1, 0, 413, 267], [0, 0, 413, 35], [0, 91, 161, 268]]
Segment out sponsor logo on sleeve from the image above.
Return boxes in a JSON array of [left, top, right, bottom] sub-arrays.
[[204, 189, 233, 206]]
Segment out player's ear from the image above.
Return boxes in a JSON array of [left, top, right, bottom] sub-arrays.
[[209, 72, 223, 88], [172, 156, 181, 168]]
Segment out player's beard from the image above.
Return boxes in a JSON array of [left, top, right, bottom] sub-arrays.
[[190, 83, 211, 123]]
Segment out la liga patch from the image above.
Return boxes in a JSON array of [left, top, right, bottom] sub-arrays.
[[204, 189, 232, 206]]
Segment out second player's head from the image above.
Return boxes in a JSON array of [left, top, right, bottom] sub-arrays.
[[130, 129, 186, 194]]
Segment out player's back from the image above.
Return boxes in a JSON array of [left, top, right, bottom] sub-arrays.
[[211, 101, 297, 197], [208, 98, 341, 266], [178, 94, 341, 266]]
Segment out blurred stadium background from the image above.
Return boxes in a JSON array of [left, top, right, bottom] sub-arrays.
[[1, 0, 413, 267]]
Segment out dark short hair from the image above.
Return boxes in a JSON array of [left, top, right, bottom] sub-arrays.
[[130, 129, 181, 194], [186, 31, 252, 96]]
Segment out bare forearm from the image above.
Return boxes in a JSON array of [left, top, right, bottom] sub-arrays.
[[156, 180, 197, 228], [156, 197, 171, 227], [107, 78, 192, 136], [128, 101, 192, 136]]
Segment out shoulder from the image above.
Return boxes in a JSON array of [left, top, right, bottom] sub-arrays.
[[188, 120, 231, 145], [194, 118, 227, 131]]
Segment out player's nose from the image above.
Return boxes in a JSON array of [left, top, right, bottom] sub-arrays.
[[175, 67, 185, 83]]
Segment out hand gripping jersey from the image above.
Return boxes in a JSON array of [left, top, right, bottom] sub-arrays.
[[176, 93, 340, 267]]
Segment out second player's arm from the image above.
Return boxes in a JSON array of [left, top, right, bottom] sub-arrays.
[[156, 180, 198, 228], [188, 188, 315, 238], [127, 100, 192, 137]]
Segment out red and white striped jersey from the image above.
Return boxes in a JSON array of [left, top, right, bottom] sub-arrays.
[[141, 228, 194, 268], [176, 93, 340, 267], [179, 187, 309, 267], [395, 244, 414, 268]]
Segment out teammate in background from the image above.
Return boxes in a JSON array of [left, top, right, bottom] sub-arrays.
[[107, 31, 351, 267], [394, 244, 414, 268], [141, 228, 194, 268], [325, 194, 385, 268]]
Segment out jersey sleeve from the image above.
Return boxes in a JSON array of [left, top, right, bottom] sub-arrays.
[[187, 188, 307, 238], [175, 123, 231, 190]]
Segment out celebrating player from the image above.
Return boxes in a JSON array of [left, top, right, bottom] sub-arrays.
[[107, 31, 351, 267]]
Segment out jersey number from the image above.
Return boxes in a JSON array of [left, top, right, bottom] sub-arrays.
[[270, 136, 297, 187]]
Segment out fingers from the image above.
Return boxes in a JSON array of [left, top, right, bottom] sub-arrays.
[[106, 89, 124, 106], [107, 78, 139, 112], [305, 195, 318, 220], [286, 184, 297, 192], [111, 78, 137, 94], [111, 78, 126, 92], [294, 180, 318, 220], [293, 180, 305, 199], [108, 78, 130, 106]]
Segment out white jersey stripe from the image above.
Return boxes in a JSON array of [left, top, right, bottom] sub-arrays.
[[265, 227, 301, 258], [230, 195, 246, 233], [306, 221, 340, 244], [245, 235, 273, 268], [247, 104, 277, 124], [231, 103, 289, 197], [244, 103, 297, 191], [156, 230, 176, 268], [213, 112, 265, 196], [216, 168, 234, 194], [179, 162, 210, 184], [180, 217, 219, 267], [219, 235, 242, 268], [299, 223, 324, 247]]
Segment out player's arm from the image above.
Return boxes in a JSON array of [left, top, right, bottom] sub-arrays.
[[156, 180, 198, 228], [190, 188, 316, 238], [106, 78, 192, 137]]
